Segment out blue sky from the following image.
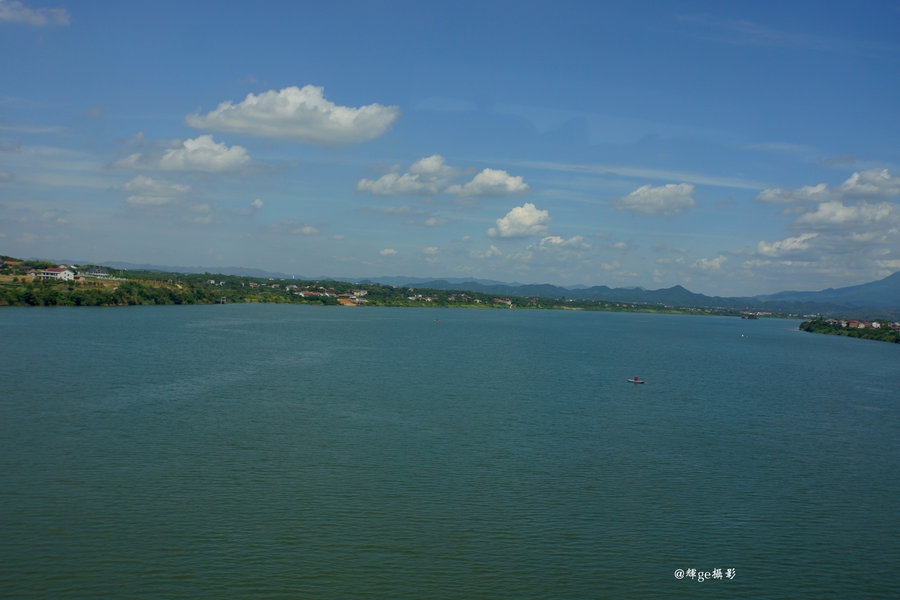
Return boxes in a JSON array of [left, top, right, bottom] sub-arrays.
[[2, 0, 899, 296]]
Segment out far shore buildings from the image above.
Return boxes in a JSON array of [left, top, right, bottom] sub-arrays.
[[26, 265, 111, 281]]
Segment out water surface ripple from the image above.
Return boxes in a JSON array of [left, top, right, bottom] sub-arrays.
[[1, 305, 897, 598]]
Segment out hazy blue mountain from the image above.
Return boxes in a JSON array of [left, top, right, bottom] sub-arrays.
[[357, 276, 514, 288], [102, 262, 293, 279], [756, 271, 900, 310]]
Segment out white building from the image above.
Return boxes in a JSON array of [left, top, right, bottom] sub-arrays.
[[36, 267, 75, 281]]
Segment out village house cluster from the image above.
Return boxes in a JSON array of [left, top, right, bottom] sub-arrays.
[[205, 278, 372, 305], [406, 292, 515, 307], [824, 318, 900, 330]]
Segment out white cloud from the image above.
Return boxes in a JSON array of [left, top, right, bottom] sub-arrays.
[[794, 200, 899, 229], [446, 168, 529, 198], [748, 169, 900, 280], [470, 245, 503, 259], [40, 209, 67, 223], [359, 159, 529, 201], [423, 216, 446, 227], [526, 236, 591, 264], [756, 169, 900, 204], [357, 155, 457, 196], [0, 0, 68, 26], [369, 205, 417, 217], [159, 135, 251, 172], [508, 159, 765, 190], [837, 168, 900, 199], [756, 233, 818, 257], [423, 247, 438, 255], [487, 203, 550, 238], [188, 203, 214, 224], [743, 171, 900, 283], [185, 85, 399, 145], [267, 220, 320, 236], [118, 175, 190, 206], [694, 255, 727, 271], [537, 235, 588, 249], [114, 135, 251, 173], [379, 248, 397, 256], [612, 183, 695, 216], [239, 198, 264, 216], [755, 183, 830, 204], [82, 106, 103, 119]]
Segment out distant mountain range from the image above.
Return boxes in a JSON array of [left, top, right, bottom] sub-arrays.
[[102, 261, 297, 280], [379, 272, 900, 319], [56, 259, 900, 319]]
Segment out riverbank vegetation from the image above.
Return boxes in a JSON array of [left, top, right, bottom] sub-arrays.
[[799, 317, 900, 343]]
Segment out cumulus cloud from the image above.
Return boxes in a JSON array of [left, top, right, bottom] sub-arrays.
[[357, 157, 528, 200], [487, 203, 550, 238], [446, 168, 529, 198], [185, 85, 399, 145], [749, 168, 900, 279], [118, 175, 190, 206], [837, 168, 900, 198], [612, 183, 695, 216], [0, 0, 69, 26], [743, 170, 900, 283], [114, 135, 252, 173], [756, 233, 818, 257], [357, 155, 458, 196], [379, 248, 397, 256], [158, 136, 251, 172]]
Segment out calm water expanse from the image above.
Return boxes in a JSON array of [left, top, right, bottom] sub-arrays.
[[1, 304, 898, 599]]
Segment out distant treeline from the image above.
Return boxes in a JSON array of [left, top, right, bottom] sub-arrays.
[[0, 280, 217, 307], [799, 318, 900, 344]]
